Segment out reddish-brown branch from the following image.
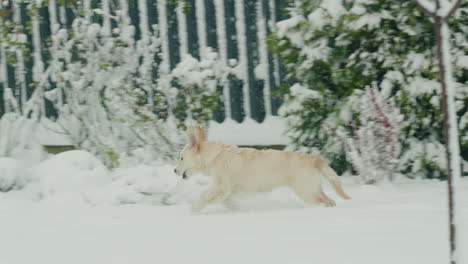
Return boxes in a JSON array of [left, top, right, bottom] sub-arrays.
[[369, 84, 391, 128]]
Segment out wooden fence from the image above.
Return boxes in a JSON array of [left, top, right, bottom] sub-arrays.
[[0, 0, 289, 123]]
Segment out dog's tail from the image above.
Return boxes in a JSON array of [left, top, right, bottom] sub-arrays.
[[319, 162, 351, 200]]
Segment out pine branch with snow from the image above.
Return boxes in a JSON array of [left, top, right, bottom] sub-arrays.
[[273, 0, 468, 179]]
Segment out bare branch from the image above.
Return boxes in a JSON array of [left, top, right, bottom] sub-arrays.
[[444, 0, 462, 19], [414, 0, 437, 16]]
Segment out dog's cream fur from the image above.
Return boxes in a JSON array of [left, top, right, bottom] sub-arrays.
[[175, 126, 351, 213]]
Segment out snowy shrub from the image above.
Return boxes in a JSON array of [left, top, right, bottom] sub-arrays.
[[30, 150, 111, 200], [277, 81, 349, 174], [272, 0, 468, 178], [325, 83, 403, 184], [0, 89, 47, 168], [46, 7, 183, 167], [0, 113, 35, 157], [171, 51, 233, 128], [0, 4, 44, 167], [0, 158, 25, 192]]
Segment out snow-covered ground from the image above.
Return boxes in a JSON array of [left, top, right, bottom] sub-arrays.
[[0, 151, 466, 264]]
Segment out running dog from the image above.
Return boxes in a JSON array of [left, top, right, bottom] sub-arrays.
[[174, 126, 351, 213]]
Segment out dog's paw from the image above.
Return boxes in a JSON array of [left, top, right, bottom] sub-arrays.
[[191, 202, 204, 214], [223, 199, 239, 211]]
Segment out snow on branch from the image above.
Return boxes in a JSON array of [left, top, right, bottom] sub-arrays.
[[325, 82, 403, 184], [414, 0, 462, 18], [171, 51, 233, 128], [443, 0, 462, 19], [415, 0, 437, 15], [45, 6, 184, 167]]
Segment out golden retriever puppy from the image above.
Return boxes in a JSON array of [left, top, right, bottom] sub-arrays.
[[175, 126, 350, 213]]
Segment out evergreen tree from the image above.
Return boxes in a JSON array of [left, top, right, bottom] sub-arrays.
[[272, 0, 468, 178]]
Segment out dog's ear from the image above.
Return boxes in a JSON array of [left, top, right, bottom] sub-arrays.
[[187, 126, 201, 151], [188, 133, 198, 150], [195, 126, 206, 142]]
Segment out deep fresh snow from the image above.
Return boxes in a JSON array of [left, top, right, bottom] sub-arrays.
[[0, 161, 467, 264]]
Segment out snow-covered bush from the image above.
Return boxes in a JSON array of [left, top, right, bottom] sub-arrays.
[[0, 157, 26, 192], [272, 0, 468, 178], [171, 51, 233, 128], [46, 6, 183, 167], [0, 4, 45, 168], [325, 83, 403, 184], [0, 87, 48, 171], [0, 112, 38, 155]]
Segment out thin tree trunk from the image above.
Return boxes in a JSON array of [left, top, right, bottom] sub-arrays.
[[435, 15, 456, 262], [415, 0, 463, 263]]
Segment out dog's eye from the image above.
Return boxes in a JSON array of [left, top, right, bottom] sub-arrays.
[[180, 157, 184, 161]]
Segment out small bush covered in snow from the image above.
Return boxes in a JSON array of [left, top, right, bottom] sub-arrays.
[[0, 112, 44, 162], [46, 6, 184, 167], [0, 158, 26, 192], [325, 83, 403, 184]]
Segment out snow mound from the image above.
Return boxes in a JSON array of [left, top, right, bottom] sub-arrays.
[[92, 164, 178, 205], [30, 150, 111, 201], [90, 163, 208, 206], [0, 158, 26, 192]]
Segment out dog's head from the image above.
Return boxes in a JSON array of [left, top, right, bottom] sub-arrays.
[[174, 126, 207, 179]]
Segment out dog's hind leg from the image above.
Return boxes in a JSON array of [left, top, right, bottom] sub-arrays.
[[318, 190, 336, 207], [291, 173, 336, 207], [292, 185, 322, 206], [293, 187, 336, 207]]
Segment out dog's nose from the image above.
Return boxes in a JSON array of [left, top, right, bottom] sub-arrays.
[[182, 171, 187, 179], [174, 168, 177, 174]]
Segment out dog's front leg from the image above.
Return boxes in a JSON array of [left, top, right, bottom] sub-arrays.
[[192, 178, 230, 213]]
